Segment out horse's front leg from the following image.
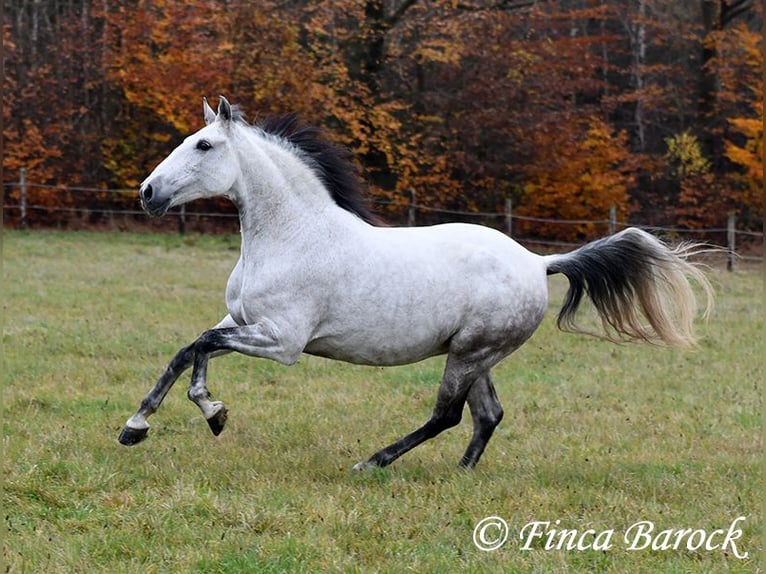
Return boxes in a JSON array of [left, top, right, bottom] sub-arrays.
[[118, 315, 238, 446], [183, 319, 304, 438], [186, 349, 230, 436], [118, 343, 195, 445]]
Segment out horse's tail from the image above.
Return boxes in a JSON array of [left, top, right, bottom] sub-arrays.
[[543, 227, 714, 347]]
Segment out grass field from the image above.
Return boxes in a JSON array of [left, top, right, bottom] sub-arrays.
[[3, 230, 762, 573]]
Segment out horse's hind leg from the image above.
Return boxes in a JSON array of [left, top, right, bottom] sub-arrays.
[[461, 374, 503, 468], [352, 356, 474, 471]]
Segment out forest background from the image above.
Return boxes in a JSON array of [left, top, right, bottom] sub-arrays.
[[2, 0, 763, 241]]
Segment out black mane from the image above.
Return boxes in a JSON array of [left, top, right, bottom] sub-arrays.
[[253, 113, 380, 225]]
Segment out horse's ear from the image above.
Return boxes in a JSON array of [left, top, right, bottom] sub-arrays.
[[203, 97, 216, 125], [218, 95, 232, 122]]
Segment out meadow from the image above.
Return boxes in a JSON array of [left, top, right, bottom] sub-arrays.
[[3, 230, 762, 573]]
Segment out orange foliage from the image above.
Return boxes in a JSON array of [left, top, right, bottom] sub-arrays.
[[722, 25, 763, 219], [2, 0, 762, 233], [726, 107, 764, 186], [518, 117, 636, 241]]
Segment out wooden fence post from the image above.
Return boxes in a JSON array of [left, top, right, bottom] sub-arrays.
[[727, 212, 736, 272], [178, 204, 187, 236], [505, 197, 513, 237], [608, 205, 616, 235], [19, 167, 27, 230], [408, 188, 416, 227]]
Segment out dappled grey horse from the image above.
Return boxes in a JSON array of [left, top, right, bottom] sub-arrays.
[[119, 96, 713, 470]]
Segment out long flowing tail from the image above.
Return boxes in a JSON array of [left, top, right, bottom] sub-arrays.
[[543, 227, 714, 347]]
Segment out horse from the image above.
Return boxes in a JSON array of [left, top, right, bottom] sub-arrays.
[[118, 96, 713, 470]]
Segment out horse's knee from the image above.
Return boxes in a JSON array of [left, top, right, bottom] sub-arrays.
[[194, 329, 224, 355]]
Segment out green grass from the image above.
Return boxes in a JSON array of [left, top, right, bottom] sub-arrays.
[[3, 230, 762, 573]]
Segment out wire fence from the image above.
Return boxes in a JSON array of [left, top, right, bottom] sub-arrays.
[[3, 171, 763, 270]]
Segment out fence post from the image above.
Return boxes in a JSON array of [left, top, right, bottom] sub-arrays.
[[178, 204, 187, 236], [19, 167, 27, 230], [505, 197, 513, 237], [408, 188, 416, 227], [727, 211, 736, 272], [608, 205, 616, 235]]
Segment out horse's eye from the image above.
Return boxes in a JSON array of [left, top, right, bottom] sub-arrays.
[[196, 140, 212, 151]]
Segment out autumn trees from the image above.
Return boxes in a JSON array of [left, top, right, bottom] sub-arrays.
[[3, 0, 763, 238]]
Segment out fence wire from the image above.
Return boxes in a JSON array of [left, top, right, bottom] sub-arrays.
[[3, 179, 762, 265]]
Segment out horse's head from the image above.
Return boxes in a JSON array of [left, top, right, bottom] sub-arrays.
[[139, 96, 241, 216]]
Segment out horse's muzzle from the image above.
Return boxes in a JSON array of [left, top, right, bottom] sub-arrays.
[[139, 182, 171, 217]]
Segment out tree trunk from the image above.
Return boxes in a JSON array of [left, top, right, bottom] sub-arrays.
[[634, 0, 646, 151], [698, 0, 754, 159]]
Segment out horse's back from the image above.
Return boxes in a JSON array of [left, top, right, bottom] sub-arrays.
[[371, 223, 546, 295]]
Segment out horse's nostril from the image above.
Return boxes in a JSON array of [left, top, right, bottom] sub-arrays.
[[142, 184, 154, 203]]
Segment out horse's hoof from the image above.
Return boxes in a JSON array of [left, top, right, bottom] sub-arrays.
[[206, 405, 229, 436], [119, 426, 149, 446]]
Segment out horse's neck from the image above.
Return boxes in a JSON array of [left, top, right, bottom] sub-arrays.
[[231, 131, 351, 247]]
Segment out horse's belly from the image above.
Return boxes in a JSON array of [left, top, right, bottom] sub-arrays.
[[304, 340, 450, 366], [304, 321, 454, 366]]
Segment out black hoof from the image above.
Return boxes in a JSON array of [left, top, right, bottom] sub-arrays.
[[119, 426, 149, 446], [206, 406, 228, 436]]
